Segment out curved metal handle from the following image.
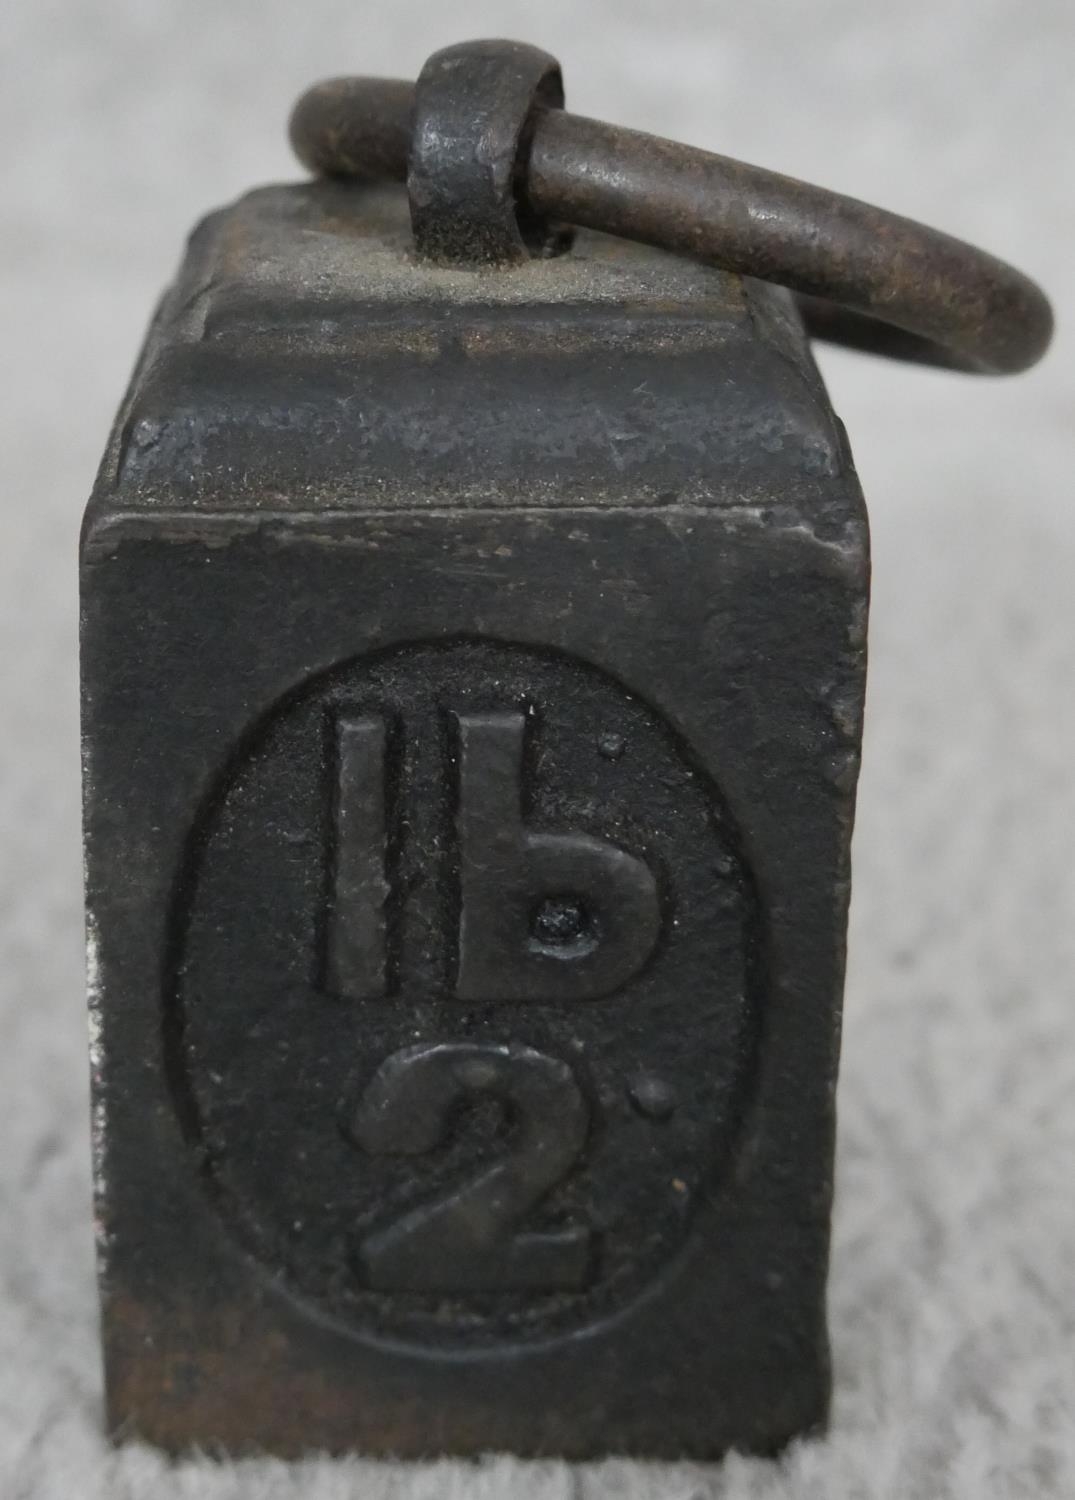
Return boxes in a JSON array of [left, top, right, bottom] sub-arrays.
[[290, 65, 1053, 375]]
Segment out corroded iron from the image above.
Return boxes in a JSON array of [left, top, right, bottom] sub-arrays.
[[81, 38, 1050, 1463]]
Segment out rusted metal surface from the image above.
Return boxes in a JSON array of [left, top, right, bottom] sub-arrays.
[[83, 37, 1047, 1462], [290, 63, 1053, 374], [82, 176, 867, 1459]]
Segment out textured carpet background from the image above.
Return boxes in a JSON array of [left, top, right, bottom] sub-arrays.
[[2, 2, 1072, 1496]]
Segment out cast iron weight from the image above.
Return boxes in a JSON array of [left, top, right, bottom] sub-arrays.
[[291, 38, 1053, 373], [81, 38, 1051, 1462]]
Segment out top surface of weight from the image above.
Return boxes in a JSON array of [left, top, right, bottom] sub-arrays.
[[87, 180, 846, 528]]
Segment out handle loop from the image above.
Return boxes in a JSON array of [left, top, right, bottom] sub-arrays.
[[289, 45, 1053, 374]]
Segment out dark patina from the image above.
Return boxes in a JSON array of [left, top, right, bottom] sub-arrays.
[[81, 39, 1049, 1461]]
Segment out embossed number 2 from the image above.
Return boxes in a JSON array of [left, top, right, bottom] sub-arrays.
[[351, 1041, 591, 1292], [328, 709, 660, 1292]]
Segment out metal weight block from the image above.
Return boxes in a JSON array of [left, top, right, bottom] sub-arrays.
[[76, 29, 960, 1457], [81, 24, 1056, 1460], [81, 174, 869, 1458]]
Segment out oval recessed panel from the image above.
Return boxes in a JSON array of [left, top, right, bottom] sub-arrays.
[[169, 639, 760, 1346]]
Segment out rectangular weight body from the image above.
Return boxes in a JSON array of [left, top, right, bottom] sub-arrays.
[[81, 182, 869, 1459]]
